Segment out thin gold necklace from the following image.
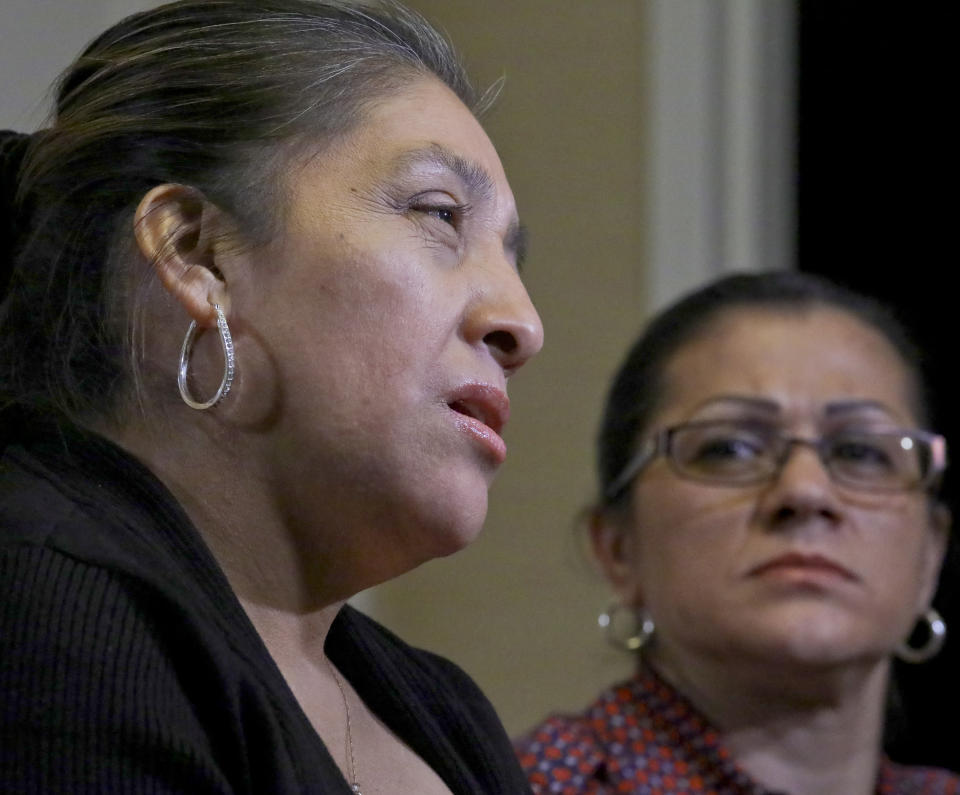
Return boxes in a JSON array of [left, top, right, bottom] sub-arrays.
[[326, 659, 362, 794]]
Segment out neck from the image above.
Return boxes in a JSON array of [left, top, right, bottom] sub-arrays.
[[240, 596, 345, 668], [93, 409, 370, 775], [241, 594, 367, 790], [647, 648, 889, 795], [95, 409, 371, 612]]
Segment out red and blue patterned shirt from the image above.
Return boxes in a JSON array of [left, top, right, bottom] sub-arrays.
[[516, 666, 960, 795]]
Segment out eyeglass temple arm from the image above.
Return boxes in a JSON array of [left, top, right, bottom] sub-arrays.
[[928, 434, 948, 482], [604, 438, 659, 502]]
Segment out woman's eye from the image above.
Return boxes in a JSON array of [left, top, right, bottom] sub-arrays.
[[410, 200, 463, 228], [424, 206, 456, 226], [693, 437, 764, 461], [831, 439, 894, 470]]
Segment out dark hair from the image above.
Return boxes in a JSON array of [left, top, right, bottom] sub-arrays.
[[597, 270, 932, 509], [0, 0, 479, 422]]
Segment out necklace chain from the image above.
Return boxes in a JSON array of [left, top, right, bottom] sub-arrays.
[[327, 659, 362, 794]]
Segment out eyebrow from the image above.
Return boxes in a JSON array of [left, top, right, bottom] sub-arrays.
[[389, 143, 495, 201], [691, 395, 781, 414], [389, 144, 528, 269], [824, 399, 899, 417], [691, 396, 903, 421]]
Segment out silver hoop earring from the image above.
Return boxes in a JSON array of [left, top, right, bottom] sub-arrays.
[[896, 608, 946, 664], [178, 304, 235, 410], [598, 603, 655, 653]]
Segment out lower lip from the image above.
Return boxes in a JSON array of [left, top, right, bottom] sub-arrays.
[[451, 412, 507, 464]]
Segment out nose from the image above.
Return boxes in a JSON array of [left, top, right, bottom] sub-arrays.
[[756, 442, 844, 530], [464, 257, 544, 376]]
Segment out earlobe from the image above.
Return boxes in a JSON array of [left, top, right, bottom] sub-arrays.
[[134, 183, 228, 326], [589, 509, 644, 608]]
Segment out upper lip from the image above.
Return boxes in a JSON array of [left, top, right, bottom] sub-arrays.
[[747, 552, 858, 581], [446, 383, 510, 435]]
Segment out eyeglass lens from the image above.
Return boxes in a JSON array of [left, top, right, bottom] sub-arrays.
[[669, 422, 929, 490]]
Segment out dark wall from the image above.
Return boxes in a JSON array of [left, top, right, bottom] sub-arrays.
[[797, 2, 957, 771]]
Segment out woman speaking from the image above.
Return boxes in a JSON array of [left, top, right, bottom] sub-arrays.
[[0, 2, 542, 792]]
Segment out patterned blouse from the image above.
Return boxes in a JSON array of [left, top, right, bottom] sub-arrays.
[[515, 666, 960, 795]]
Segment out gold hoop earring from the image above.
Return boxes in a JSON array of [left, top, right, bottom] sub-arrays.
[[896, 608, 946, 664], [598, 603, 655, 653]]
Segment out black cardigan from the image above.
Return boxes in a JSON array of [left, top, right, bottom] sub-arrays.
[[0, 417, 530, 794]]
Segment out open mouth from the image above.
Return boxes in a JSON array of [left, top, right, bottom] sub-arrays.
[[446, 385, 510, 436], [449, 399, 500, 434]]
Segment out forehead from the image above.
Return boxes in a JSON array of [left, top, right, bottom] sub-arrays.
[[657, 306, 918, 424], [289, 76, 512, 204]]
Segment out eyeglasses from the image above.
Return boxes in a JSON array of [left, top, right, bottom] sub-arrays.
[[605, 420, 947, 501]]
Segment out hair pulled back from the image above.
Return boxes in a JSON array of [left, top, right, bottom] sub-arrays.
[[0, 0, 478, 422], [597, 270, 932, 510]]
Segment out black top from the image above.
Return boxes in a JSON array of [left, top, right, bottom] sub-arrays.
[[0, 414, 530, 793]]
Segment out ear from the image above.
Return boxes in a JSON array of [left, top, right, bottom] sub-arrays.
[[917, 501, 951, 611], [134, 184, 230, 327], [589, 508, 644, 608]]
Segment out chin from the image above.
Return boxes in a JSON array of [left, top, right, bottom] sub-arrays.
[[429, 501, 489, 559], [402, 477, 489, 562], [735, 608, 892, 669]]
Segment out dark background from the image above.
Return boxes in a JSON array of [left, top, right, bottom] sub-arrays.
[[797, 2, 957, 770]]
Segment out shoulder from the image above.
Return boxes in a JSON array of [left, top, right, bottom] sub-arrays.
[[1, 544, 204, 710], [0, 442, 298, 792], [880, 759, 960, 795], [0, 444, 162, 636], [514, 683, 625, 795], [0, 543, 237, 791], [0, 496, 340, 792], [0, 438, 87, 547], [1, 427, 160, 567], [0, 426, 234, 623], [515, 671, 738, 795]]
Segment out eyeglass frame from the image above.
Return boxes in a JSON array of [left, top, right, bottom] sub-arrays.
[[604, 419, 948, 502]]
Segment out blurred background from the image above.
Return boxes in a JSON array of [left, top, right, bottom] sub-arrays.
[[2, 0, 953, 771]]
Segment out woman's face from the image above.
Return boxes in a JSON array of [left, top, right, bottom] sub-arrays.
[[233, 77, 543, 591], [597, 307, 946, 672]]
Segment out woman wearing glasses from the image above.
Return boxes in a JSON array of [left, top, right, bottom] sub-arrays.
[[517, 272, 959, 794]]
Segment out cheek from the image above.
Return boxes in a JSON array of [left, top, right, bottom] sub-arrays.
[[280, 256, 437, 363], [856, 503, 939, 605], [630, 479, 754, 603]]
